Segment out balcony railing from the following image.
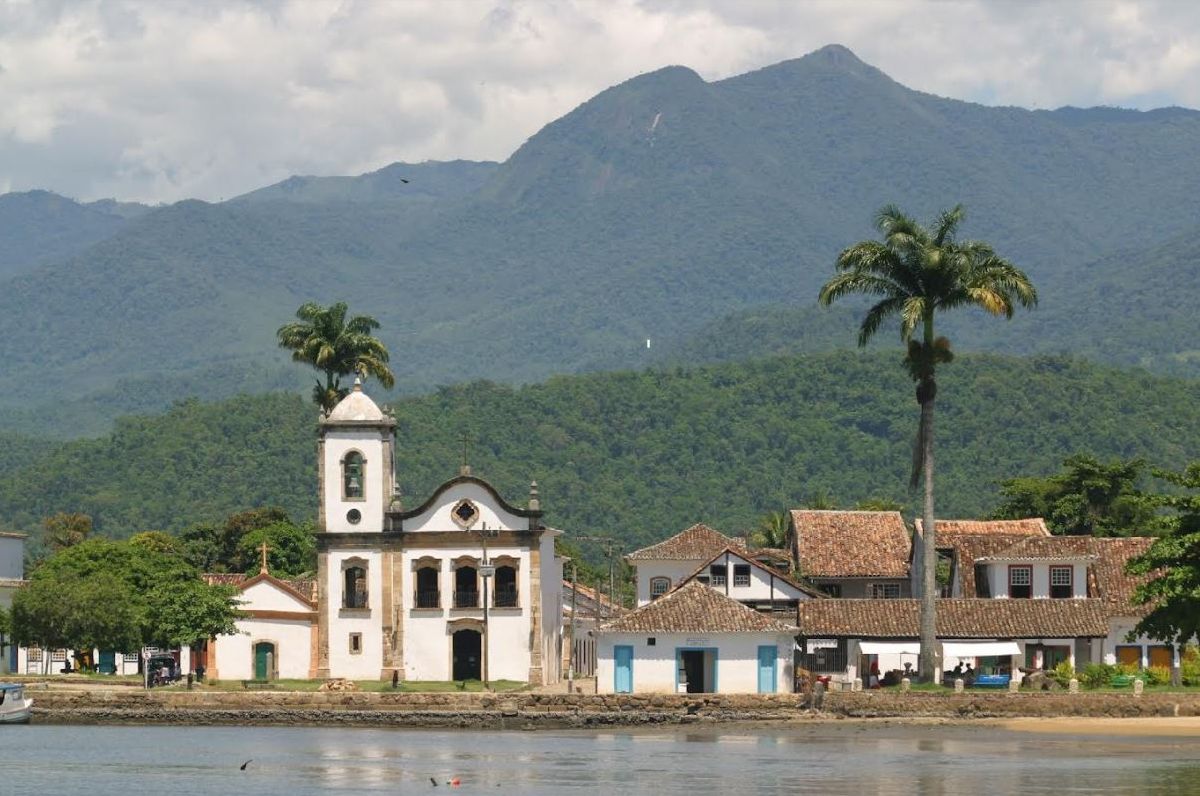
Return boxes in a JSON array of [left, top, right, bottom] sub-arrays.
[[414, 590, 441, 609], [453, 590, 480, 608], [494, 589, 518, 608]]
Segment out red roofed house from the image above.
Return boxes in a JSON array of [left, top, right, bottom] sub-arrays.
[[788, 510, 912, 599], [596, 581, 797, 694], [626, 523, 746, 606]]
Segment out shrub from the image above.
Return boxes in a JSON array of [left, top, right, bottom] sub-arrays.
[[1079, 662, 1115, 689], [1142, 666, 1170, 686], [1050, 660, 1075, 688], [1182, 646, 1200, 687]]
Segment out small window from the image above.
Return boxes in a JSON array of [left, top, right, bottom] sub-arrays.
[[26, 647, 42, 663], [1009, 565, 1032, 599], [649, 577, 671, 599], [346, 508, 361, 525], [1049, 566, 1073, 598], [51, 649, 67, 662], [710, 565, 727, 587], [349, 633, 362, 655], [647, 637, 656, 646], [733, 564, 751, 587], [344, 565, 368, 609], [343, 451, 364, 499], [821, 583, 842, 598], [696, 575, 710, 585], [871, 583, 901, 599]]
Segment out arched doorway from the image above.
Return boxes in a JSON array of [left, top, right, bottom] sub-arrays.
[[452, 630, 481, 681], [253, 641, 276, 681]]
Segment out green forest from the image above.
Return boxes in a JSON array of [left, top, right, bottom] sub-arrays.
[[2, 351, 1197, 555]]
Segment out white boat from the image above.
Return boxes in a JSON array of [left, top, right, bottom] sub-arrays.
[[0, 683, 32, 724]]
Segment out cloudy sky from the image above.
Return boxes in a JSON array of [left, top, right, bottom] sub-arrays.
[[2, 0, 1198, 204]]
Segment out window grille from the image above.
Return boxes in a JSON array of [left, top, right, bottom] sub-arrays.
[[710, 565, 727, 587], [1050, 566, 1073, 598], [733, 564, 751, 587], [649, 577, 671, 599]]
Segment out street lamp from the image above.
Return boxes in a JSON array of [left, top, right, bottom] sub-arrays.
[[477, 522, 499, 690]]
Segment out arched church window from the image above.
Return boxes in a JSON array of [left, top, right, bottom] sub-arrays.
[[343, 452, 365, 500], [415, 565, 441, 608], [343, 565, 368, 609], [494, 564, 518, 607]]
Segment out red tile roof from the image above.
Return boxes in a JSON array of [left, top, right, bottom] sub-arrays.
[[1090, 537, 1156, 617], [790, 511, 911, 578], [920, 518, 1050, 537], [203, 572, 316, 603], [943, 535, 1034, 596], [975, 535, 1098, 562], [797, 598, 1109, 639], [626, 523, 746, 561], [598, 581, 796, 634]]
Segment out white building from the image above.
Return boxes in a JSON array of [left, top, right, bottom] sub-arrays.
[[0, 532, 26, 674], [314, 380, 563, 684], [596, 581, 797, 694], [626, 523, 746, 607], [201, 568, 317, 681]]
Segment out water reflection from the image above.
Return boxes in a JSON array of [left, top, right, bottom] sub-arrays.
[[4, 724, 1199, 794]]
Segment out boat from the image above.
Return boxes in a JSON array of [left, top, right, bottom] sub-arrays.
[[0, 683, 32, 724]]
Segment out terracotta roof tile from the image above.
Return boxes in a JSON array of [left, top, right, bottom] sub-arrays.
[[976, 535, 1098, 562], [790, 511, 911, 578], [942, 535, 1032, 596], [626, 523, 746, 561], [598, 581, 796, 634], [1091, 537, 1156, 617], [797, 598, 1109, 639], [919, 518, 1050, 537], [202, 572, 316, 603]]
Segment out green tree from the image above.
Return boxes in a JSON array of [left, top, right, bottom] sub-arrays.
[[995, 454, 1162, 536], [1127, 463, 1200, 686], [750, 511, 790, 549], [234, 521, 317, 578], [0, 604, 10, 666], [42, 511, 92, 552], [276, 301, 396, 412], [819, 204, 1037, 681], [10, 538, 240, 661], [180, 507, 293, 573]]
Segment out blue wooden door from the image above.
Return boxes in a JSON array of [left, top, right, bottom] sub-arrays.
[[757, 645, 776, 693], [614, 645, 634, 693]]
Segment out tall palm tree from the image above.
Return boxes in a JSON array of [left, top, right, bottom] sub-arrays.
[[818, 204, 1036, 682], [277, 301, 396, 412]]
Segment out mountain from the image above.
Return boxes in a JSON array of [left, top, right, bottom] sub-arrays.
[[3, 44, 1200, 435], [231, 160, 499, 204], [1, 352, 1197, 550], [0, 190, 149, 280]]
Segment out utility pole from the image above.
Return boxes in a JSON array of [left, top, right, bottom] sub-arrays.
[[574, 535, 621, 615], [477, 522, 498, 691], [568, 560, 578, 692]]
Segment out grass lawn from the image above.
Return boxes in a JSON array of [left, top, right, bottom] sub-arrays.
[[202, 678, 527, 693]]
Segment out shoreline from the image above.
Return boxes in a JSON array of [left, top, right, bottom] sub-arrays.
[[25, 688, 1200, 732]]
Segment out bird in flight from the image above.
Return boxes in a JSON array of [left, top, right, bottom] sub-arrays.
[[240, 760, 252, 770]]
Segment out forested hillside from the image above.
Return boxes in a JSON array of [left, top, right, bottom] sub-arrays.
[[2, 44, 1200, 435], [2, 352, 1196, 553]]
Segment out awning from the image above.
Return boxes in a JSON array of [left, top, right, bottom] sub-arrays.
[[858, 641, 920, 656], [941, 641, 1022, 659]]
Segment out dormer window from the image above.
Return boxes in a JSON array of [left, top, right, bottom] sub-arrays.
[[650, 577, 671, 599], [343, 452, 365, 500], [1008, 565, 1032, 599], [1050, 565, 1073, 598]]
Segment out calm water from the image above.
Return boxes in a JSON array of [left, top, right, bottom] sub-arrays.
[[5, 723, 1200, 794]]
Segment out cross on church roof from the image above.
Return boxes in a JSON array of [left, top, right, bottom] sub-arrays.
[[259, 541, 270, 574], [458, 432, 474, 477]]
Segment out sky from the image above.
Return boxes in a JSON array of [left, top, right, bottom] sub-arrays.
[[1, 0, 1199, 204]]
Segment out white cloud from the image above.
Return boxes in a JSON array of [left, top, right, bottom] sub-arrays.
[[0, 0, 1197, 203]]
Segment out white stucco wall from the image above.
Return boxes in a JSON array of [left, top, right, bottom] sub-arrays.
[[402, 484, 530, 534], [596, 632, 794, 694], [215, 618, 312, 680], [634, 561, 704, 606], [1102, 618, 1182, 668], [984, 562, 1088, 599], [323, 430, 388, 534], [326, 549, 384, 679], [0, 535, 24, 580]]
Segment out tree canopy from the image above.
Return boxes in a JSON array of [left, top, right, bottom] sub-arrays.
[[277, 301, 395, 412], [994, 454, 1164, 537]]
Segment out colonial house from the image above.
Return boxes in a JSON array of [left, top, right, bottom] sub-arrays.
[[796, 597, 1110, 687], [626, 523, 746, 606], [595, 581, 797, 694], [314, 380, 564, 685], [932, 522, 1169, 670], [199, 562, 317, 682], [788, 510, 912, 598], [681, 546, 821, 613]]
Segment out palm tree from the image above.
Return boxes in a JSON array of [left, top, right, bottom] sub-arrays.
[[751, 511, 790, 549], [818, 204, 1036, 681], [277, 302, 396, 412]]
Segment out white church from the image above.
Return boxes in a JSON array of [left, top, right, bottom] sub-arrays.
[[206, 380, 565, 685]]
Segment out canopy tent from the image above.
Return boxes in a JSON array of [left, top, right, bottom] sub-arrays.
[[858, 641, 920, 656], [941, 641, 1022, 659]]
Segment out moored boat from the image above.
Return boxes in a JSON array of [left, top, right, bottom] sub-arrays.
[[0, 683, 32, 724]]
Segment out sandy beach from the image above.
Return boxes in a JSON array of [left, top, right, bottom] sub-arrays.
[[1002, 716, 1200, 737]]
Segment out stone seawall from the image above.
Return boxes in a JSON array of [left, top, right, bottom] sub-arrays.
[[29, 689, 1200, 728]]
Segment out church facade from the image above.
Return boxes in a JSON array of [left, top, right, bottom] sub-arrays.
[[314, 381, 564, 685]]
